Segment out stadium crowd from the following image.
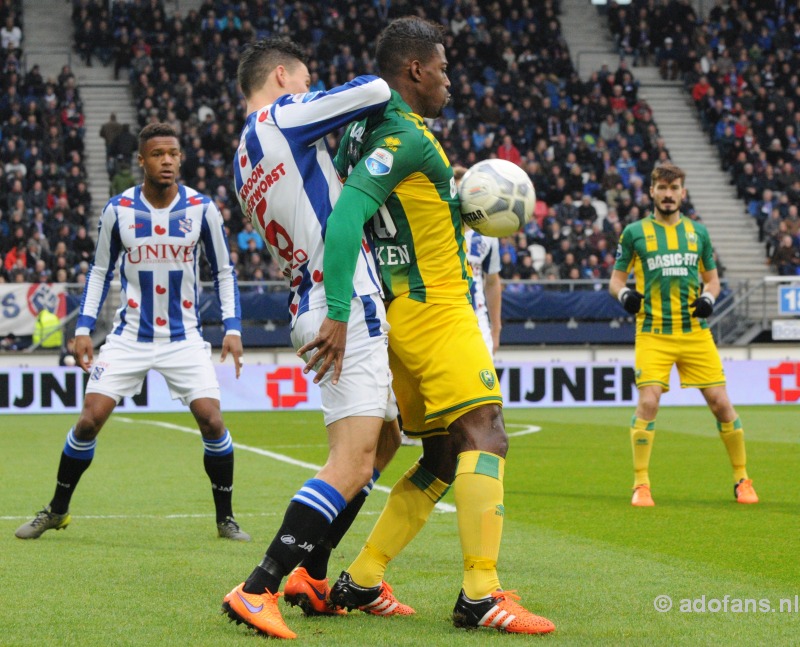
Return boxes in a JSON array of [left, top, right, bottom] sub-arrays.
[[0, 2, 93, 285], [55, 0, 695, 291], [607, 0, 800, 275]]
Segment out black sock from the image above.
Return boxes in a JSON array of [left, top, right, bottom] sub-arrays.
[[50, 453, 93, 514], [243, 501, 331, 594], [301, 490, 368, 580], [204, 452, 234, 523]]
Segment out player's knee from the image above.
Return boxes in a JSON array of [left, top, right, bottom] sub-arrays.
[[195, 411, 224, 438], [73, 415, 102, 440], [459, 405, 508, 457]]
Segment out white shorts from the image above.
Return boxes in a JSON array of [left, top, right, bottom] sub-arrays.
[[476, 311, 493, 357], [85, 335, 219, 405], [292, 295, 396, 426]]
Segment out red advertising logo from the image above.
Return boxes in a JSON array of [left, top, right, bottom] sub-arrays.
[[768, 362, 800, 402], [265, 367, 308, 408]]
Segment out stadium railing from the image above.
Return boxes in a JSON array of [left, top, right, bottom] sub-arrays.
[[9, 277, 794, 353]]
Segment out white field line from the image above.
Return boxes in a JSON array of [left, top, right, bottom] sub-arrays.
[[508, 424, 541, 437], [4, 421, 543, 521], [114, 416, 457, 513]]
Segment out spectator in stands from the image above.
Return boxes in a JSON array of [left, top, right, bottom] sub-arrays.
[[109, 124, 138, 174], [236, 220, 263, 253], [763, 208, 785, 259], [110, 161, 135, 197], [496, 133, 522, 165], [113, 28, 132, 80], [657, 37, 679, 81], [770, 234, 800, 276], [100, 113, 123, 168], [1, 14, 22, 58], [4, 241, 31, 274], [72, 225, 94, 265]]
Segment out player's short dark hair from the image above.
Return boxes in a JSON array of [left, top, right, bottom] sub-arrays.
[[238, 38, 307, 99], [138, 123, 178, 151], [651, 163, 686, 186], [376, 16, 444, 79]]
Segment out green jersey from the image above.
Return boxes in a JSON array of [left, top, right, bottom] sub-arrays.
[[614, 214, 716, 335], [334, 90, 470, 303]]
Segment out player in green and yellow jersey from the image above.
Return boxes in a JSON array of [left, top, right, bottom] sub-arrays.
[[299, 16, 554, 635], [609, 163, 758, 507]]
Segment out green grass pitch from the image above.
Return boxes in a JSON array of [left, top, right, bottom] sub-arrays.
[[2, 406, 798, 645]]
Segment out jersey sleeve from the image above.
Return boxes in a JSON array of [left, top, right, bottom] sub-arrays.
[[333, 122, 356, 180], [200, 201, 242, 334], [75, 201, 121, 335], [271, 76, 390, 147], [342, 125, 421, 205], [698, 225, 716, 273], [484, 237, 501, 275], [613, 225, 636, 274]]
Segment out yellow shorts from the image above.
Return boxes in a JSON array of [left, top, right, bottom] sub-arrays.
[[387, 297, 502, 437], [635, 329, 725, 392]]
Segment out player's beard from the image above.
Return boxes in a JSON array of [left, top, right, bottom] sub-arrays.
[[657, 201, 679, 217]]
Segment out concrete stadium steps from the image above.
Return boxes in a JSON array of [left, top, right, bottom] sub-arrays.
[[79, 78, 139, 225], [21, 0, 74, 82]]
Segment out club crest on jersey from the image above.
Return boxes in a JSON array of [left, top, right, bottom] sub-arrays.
[[178, 217, 193, 234], [365, 148, 393, 176], [687, 232, 697, 244], [479, 369, 496, 389], [298, 91, 321, 103]]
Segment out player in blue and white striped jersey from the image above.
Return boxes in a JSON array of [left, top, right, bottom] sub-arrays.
[[465, 228, 502, 357], [15, 124, 249, 543], [222, 38, 406, 638]]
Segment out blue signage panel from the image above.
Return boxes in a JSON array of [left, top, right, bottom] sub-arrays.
[[778, 285, 800, 315]]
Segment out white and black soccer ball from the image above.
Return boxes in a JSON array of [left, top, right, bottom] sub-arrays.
[[458, 159, 535, 237]]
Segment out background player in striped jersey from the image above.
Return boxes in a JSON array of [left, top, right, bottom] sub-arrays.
[[15, 123, 249, 541], [454, 164, 503, 357], [222, 39, 404, 639], [304, 17, 554, 635], [609, 163, 758, 507]]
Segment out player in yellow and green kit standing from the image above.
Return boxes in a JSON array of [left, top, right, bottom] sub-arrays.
[[298, 16, 555, 634], [609, 163, 758, 507]]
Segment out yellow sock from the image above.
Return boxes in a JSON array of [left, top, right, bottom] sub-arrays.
[[454, 450, 505, 600], [718, 418, 748, 482], [630, 416, 655, 487], [348, 462, 449, 588]]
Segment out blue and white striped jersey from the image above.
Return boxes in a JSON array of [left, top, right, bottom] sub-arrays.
[[76, 184, 241, 343], [233, 75, 390, 325], [465, 229, 501, 317]]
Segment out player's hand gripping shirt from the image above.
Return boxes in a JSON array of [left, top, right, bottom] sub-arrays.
[[233, 76, 390, 324], [465, 229, 500, 318], [614, 214, 715, 335], [334, 90, 471, 303], [76, 185, 241, 342]]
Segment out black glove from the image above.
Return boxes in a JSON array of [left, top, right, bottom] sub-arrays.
[[618, 287, 644, 314], [690, 294, 714, 318]]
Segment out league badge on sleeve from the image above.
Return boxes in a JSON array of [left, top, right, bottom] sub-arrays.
[[365, 148, 394, 176]]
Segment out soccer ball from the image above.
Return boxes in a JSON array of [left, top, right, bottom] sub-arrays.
[[458, 159, 535, 237]]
